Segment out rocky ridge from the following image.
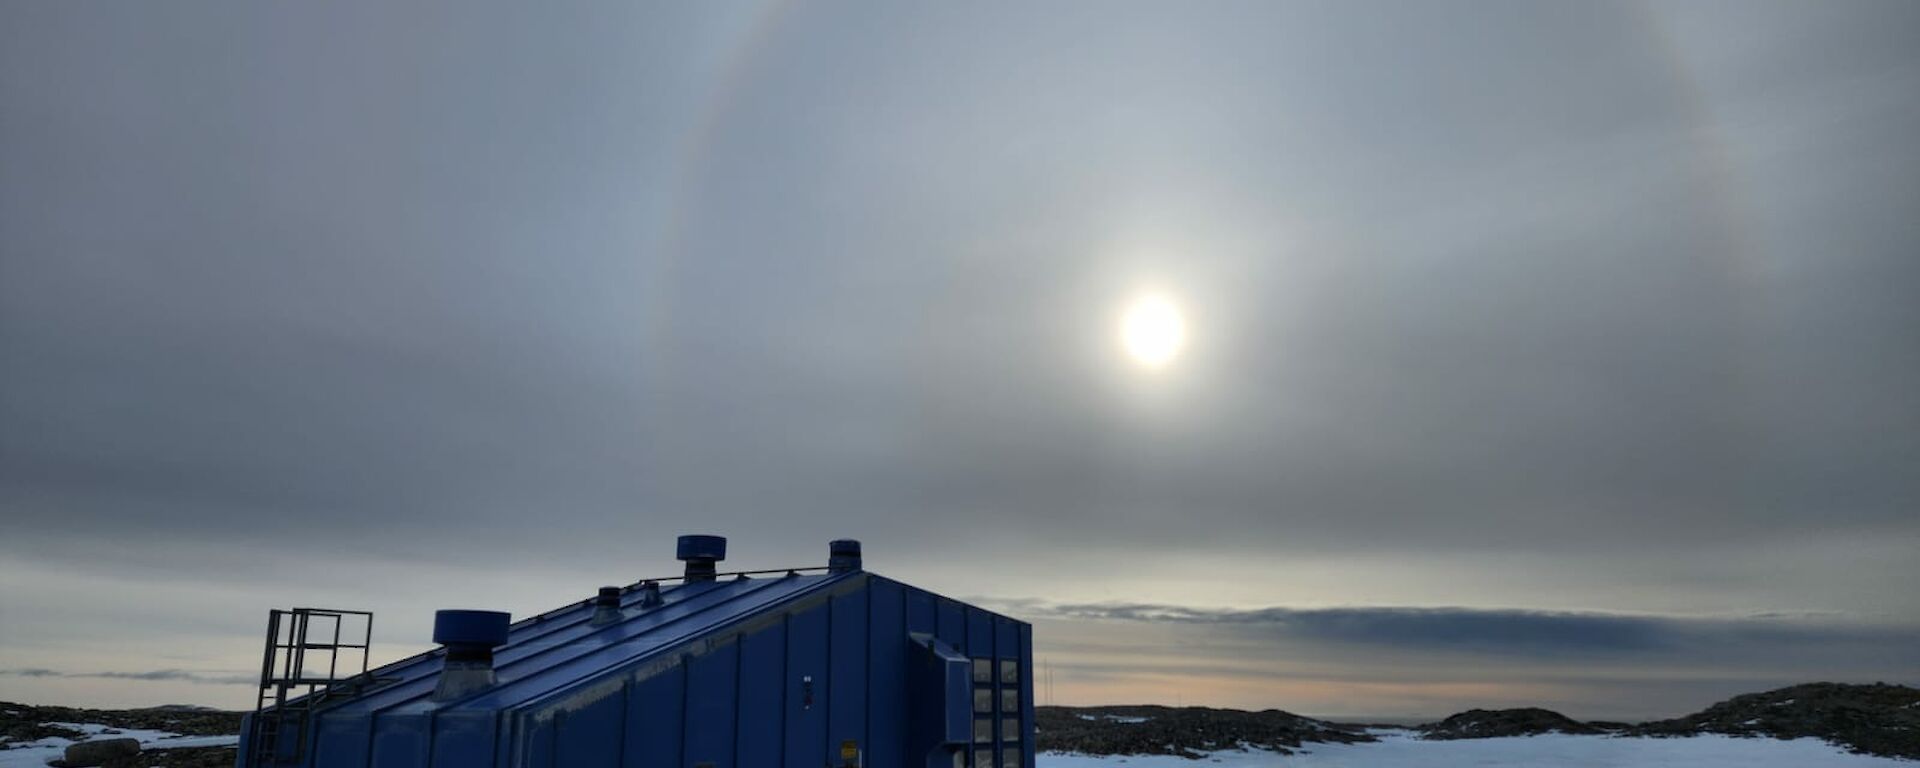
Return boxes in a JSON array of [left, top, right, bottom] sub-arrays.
[[1038, 683, 1920, 760], [1036, 704, 1375, 758], [1417, 707, 1605, 739], [1631, 682, 1920, 760]]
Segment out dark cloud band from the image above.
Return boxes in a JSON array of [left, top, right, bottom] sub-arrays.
[[0, 668, 255, 686], [992, 600, 1920, 659]]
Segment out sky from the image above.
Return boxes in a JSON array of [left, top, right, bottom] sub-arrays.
[[1, 0, 1916, 721]]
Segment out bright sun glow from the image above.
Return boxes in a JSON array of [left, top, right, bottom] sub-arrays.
[[1119, 295, 1186, 368]]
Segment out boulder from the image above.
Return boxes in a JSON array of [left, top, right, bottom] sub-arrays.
[[62, 737, 141, 767]]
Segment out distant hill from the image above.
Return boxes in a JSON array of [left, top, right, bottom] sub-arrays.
[[1418, 707, 1604, 739], [1035, 704, 1375, 757], [1632, 682, 1920, 760]]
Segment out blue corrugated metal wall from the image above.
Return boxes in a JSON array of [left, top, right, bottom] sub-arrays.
[[516, 575, 1030, 767]]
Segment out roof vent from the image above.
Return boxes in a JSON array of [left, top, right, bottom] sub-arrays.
[[636, 580, 663, 608], [590, 586, 623, 626], [829, 539, 863, 573], [431, 609, 509, 702], [677, 534, 727, 583]]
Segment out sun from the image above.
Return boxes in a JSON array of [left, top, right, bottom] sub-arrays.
[[1119, 294, 1186, 368]]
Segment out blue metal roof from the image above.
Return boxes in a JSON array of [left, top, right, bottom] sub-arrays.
[[322, 571, 854, 719]]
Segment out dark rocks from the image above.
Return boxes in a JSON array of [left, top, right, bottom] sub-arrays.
[[1412, 683, 1920, 759], [61, 737, 140, 767], [1036, 705, 1375, 758], [50, 746, 239, 768], [0, 719, 87, 744], [1, 702, 243, 767], [102, 746, 239, 768], [1419, 707, 1603, 739], [0, 701, 243, 738], [1630, 682, 1920, 760]]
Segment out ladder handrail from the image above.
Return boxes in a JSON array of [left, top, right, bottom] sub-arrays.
[[249, 608, 375, 767]]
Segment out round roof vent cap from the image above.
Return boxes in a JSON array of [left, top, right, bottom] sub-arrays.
[[676, 534, 728, 562], [433, 609, 510, 648]]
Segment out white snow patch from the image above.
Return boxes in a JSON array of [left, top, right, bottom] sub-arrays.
[[1075, 714, 1152, 724], [0, 722, 237, 768], [1038, 732, 1912, 767]]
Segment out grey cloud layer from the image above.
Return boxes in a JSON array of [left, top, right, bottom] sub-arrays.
[[1, 1, 1914, 564]]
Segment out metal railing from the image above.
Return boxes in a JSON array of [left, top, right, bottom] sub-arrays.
[[249, 608, 374, 766]]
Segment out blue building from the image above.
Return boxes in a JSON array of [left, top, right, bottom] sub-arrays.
[[241, 536, 1033, 768]]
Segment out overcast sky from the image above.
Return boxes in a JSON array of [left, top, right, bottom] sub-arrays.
[[2, 0, 1916, 720]]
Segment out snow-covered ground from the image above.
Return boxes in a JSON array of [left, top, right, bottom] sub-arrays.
[[2, 722, 1910, 767], [1039, 730, 1915, 767], [0, 721, 236, 768]]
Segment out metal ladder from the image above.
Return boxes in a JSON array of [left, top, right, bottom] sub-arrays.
[[249, 608, 374, 767]]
